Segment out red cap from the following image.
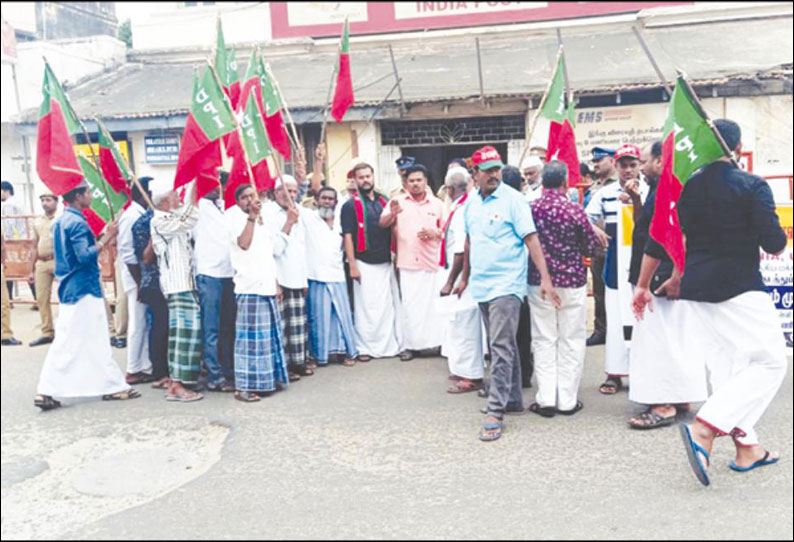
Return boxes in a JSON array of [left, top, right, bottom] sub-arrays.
[[471, 146, 504, 171], [615, 144, 641, 162]]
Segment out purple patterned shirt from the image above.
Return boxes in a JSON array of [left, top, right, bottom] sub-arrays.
[[529, 189, 603, 288]]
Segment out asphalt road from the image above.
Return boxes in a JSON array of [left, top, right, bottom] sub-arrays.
[[1, 304, 792, 540]]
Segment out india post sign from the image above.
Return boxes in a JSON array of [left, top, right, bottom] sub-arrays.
[[144, 134, 180, 164]]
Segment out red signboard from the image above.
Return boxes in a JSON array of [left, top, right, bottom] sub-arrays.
[[270, 2, 689, 40]]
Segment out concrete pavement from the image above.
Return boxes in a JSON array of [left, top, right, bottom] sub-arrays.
[[1, 304, 792, 540]]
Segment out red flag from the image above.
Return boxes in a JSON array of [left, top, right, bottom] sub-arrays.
[[539, 51, 580, 186], [82, 207, 106, 237], [331, 19, 354, 123]]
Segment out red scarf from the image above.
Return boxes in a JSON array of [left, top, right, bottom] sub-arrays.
[[352, 190, 388, 252], [439, 192, 469, 268]]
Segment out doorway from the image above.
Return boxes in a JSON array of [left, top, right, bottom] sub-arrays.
[[401, 143, 508, 193]]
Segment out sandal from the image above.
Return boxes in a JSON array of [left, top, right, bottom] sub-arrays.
[[599, 377, 622, 395], [125, 372, 155, 385], [166, 390, 203, 402], [102, 388, 141, 401], [478, 419, 505, 442], [206, 382, 235, 392], [557, 400, 584, 416], [357, 354, 372, 363], [528, 402, 556, 418], [151, 378, 171, 390], [294, 366, 315, 377], [447, 379, 483, 394], [307, 361, 318, 371], [342, 358, 357, 367], [288, 372, 301, 382], [629, 409, 676, 430], [34, 395, 61, 411], [399, 350, 415, 362], [234, 391, 261, 403]]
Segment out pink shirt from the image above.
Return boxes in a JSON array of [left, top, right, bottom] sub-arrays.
[[381, 192, 443, 272]]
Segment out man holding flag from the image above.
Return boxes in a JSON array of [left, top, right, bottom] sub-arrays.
[[633, 108, 786, 484]]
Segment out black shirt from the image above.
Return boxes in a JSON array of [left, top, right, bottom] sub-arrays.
[[628, 177, 674, 291], [678, 161, 786, 302], [340, 192, 392, 265]]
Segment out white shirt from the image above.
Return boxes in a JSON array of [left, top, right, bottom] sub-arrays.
[[151, 205, 200, 295], [117, 201, 146, 293], [225, 205, 279, 297], [1, 199, 27, 240], [304, 209, 345, 283], [524, 182, 543, 203], [264, 200, 307, 290], [193, 198, 234, 278]]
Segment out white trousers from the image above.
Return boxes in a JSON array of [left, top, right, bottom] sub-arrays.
[[604, 286, 630, 376], [681, 291, 788, 446], [352, 261, 401, 358], [399, 269, 443, 351], [528, 286, 587, 410], [629, 295, 708, 405], [37, 295, 129, 397], [126, 286, 152, 375], [445, 306, 485, 379]]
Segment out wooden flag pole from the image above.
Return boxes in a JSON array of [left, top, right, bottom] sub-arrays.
[[94, 116, 155, 211], [676, 68, 738, 166], [517, 45, 563, 168], [43, 56, 118, 220], [265, 63, 303, 158]]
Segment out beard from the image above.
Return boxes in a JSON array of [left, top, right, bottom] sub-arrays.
[[358, 183, 373, 194], [318, 206, 335, 220]]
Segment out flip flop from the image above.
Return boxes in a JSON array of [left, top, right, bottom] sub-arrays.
[[234, 391, 261, 403], [679, 423, 711, 486], [478, 420, 505, 442], [33, 395, 61, 411], [729, 451, 779, 472], [447, 379, 483, 394], [102, 389, 141, 401], [557, 400, 584, 416], [528, 402, 556, 418], [166, 391, 203, 403]]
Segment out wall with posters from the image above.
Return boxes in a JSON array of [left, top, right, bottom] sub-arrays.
[[269, 2, 685, 39]]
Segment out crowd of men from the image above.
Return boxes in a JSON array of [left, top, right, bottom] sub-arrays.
[[0, 117, 787, 486]]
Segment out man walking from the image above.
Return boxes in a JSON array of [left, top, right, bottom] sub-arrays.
[[34, 181, 139, 410], [340, 162, 401, 361], [634, 120, 787, 486], [455, 146, 560, 441], [379, 164, 444, 361], [28, 192, 59, 346], [305, 186, 359, 367], [527, 161, 605, 417], [227, 185, 289, 403]]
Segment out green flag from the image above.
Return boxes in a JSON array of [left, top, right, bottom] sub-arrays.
[[240, 90, 272, 166], [79, 155, 129, 223], [191, 65, 236, 141]]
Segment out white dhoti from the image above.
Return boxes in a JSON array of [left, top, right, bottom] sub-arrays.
[[126, 285, 152, 375], [440, 287, 484, 379], [398, 269, 443, 351], [352, 261, 401, 358], [528, 286, 587, 411], [37, 295, 129, 398], [604, 286, 630, 376], [629, 295, 708, 405], [680, 291, 788, 446]]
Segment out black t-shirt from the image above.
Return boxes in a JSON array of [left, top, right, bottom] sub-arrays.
[[340, 192, 392, 265], [628, 177, 674, 291], [678, 161, 786, 302]]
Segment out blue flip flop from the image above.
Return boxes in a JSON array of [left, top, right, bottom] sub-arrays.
[[729, 451, 779, 472], [479, 421, 505, 442], [679, 423, 711, 486]]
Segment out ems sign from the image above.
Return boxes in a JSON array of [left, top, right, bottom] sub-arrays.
[[144, 134, 180, 164]]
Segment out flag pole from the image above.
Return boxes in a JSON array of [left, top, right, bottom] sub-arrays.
[[675, 69, 738, 166], [319, 17, 346, 146], [94, 116, 155, 210], [265, 62, 304, 158], [517, 45, 563, 168], [207, 61, 260, 199], [43, 56, 118, 221]]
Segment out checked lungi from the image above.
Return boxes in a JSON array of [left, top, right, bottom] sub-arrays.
[[279, 287, 307, 369], [167, 292, 202, 385], [307, 280, 358, 364], [235, 294, 289, 392]]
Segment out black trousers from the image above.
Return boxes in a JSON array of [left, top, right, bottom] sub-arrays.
[[139, 287, 169, 380], [517, 295, 534, 388]]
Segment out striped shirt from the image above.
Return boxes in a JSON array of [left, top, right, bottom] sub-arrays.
[[151, 205, 200, 295]]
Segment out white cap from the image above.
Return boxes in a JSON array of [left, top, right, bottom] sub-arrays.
[[150, 178, 173, 206], [275, 174, 298, 188], [521, 155, 543, 171]]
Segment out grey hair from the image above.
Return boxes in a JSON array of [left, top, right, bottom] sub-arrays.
[[541, 160, 568, 189], [445, 166, 470, 192]]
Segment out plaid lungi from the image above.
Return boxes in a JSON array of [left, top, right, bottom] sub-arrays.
[[235, 294, 289, 392], [167, 292, 202, 384], [279, 287, 307, 368], [307, 280, 358, 364]]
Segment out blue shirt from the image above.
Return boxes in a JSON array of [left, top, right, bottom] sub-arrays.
[[132, 210, 160, 296], [54, 207, 103, 304], [464, 181, 536, 303]]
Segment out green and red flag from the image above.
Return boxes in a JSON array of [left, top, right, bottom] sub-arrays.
[[36, 63, 83, 195], [173, 65, 237, 189], [331, 18, 354, 123], [214, 18, 241, 110], [650, 75, 726, 273], [96, 119, 132, 200], [77, 155, 129, 236], [539, 52, 580, 186], [227, 47, 241, 110], [258, 58, 291, 159]]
